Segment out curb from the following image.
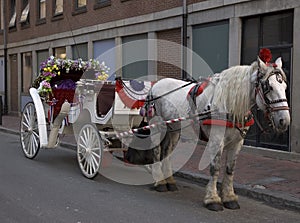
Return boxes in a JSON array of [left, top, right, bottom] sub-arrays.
[[175, 171, 300, 212], [1, 126, 299, 212], [0, 127, 19, 136]]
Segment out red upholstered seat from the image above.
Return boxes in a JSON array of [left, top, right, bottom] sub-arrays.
[[49, 89, 76, 119]]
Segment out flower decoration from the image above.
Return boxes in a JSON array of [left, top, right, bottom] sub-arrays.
[[95, 61, 110, 81], [38, 80, 52, 97], [36, 56, 110, 96]]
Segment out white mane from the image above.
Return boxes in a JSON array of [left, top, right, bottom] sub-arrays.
[[211, 62, 258, 125]]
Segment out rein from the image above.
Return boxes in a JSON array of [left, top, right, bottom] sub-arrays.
[[146, 81, 195, 103]]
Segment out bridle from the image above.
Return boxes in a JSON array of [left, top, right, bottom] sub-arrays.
[[254, 68, 289, 129]]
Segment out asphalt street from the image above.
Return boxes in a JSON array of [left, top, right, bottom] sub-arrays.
[[0, 132, 299, 223]]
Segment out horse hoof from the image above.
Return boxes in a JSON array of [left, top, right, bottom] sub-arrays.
[[205, 203, 224, 212], [154, 184, 168, 192], [167, 183, 178, 192], [223, 201, 240, 210]]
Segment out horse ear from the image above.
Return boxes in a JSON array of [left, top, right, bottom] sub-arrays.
[[257, 56, 268, 72], [275, 57, 282, 69]]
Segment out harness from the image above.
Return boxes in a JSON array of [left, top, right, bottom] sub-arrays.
[[254, 68, 290, 131], [187, 79, 254, 139]]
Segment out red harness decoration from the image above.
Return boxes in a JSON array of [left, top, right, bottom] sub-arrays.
[[188, 80, 255, 128], [202, 118, 254, 128], [188, 80, 209, 97]]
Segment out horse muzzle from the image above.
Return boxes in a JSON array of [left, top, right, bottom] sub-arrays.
[[271, 109, 290, 133]]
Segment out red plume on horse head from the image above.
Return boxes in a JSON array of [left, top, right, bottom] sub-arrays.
[[259, 48, 272, 64]]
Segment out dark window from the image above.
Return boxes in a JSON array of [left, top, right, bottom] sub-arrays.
[[76, 0, 87, 8], [73, 0, 87, 15], [192, 21, 229, 76], [38, 0, 46, 20], [54, 0, 63, 15], [72, 43, 88, 61], [242, 10, 293, 151], [54, 47, 66, 59], [37, 50, 49, 75], [21, 52, 33, 93], [20, 0, 30, 26], [9, 0, 16, 29], [122, 34, 148, 79], [94, 0, 111, 9]]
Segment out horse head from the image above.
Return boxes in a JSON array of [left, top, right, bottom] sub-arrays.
[[253, 57, 290, 133]]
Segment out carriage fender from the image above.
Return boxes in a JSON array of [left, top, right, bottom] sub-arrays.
[[29, 88, 48, 148]]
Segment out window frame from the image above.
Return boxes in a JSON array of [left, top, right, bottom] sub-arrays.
[[0, 0, 4, 31], [54, 46, 67, 59], [75, 0, 87, 9], [241, 10, 294, 151], [9, 0, 16, 29], [37, 0, 46, 23], [192, 20, 229, 75], [20, 1, 30, 26], [21, 52, 33, 94], [122, 34, 149, 79], [94, 0, 111, 10], [53, 0, 64, 16], [73, 0, 87, 15], [72, 43, 88, 61]]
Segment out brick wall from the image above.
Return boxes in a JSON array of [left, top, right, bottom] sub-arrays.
[[157, 29, 182, 79], [4, 0, 183, 44]]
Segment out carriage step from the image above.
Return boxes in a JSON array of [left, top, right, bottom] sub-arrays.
[[103, 147, 127, 152]]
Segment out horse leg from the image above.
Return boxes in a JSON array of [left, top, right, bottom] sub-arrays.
[[204, 148, 224, 211], [162, 132, 180, 191], [152, 143, 168, 192], [221, 140, 243, 210]]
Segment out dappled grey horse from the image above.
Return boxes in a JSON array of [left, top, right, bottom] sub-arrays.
[[138, 57, 290, 211]]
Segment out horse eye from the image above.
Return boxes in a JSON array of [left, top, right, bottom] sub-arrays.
[[270, 86, 273, 91]]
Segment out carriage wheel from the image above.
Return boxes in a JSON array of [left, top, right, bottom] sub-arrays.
[[77, 124, 102, 179], [20, 102, 40, 159]]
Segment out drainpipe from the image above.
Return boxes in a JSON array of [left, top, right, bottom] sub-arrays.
[[3, 0, 8, 114], [182, 0, 188, 80]]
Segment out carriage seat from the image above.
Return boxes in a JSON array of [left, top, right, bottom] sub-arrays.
[[96, 83, 115, 117]]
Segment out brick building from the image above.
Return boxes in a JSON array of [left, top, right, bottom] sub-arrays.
[[0, 0, 300, 155]]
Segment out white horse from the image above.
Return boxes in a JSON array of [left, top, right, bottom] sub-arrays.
[[142, 57, 290, 211]]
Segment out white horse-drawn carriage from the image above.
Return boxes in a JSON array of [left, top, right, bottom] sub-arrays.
[[20, 49, 291, 211], [20, 57, 151, 179]]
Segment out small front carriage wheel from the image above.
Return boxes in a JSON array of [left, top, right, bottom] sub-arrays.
[[77, 124, 102, 179], [20, 102, 40, 159]]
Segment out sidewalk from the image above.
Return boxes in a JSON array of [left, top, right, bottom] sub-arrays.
[[1, 115, 300, 211]]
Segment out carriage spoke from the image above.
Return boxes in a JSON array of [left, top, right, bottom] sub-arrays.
[[22, 132, 30, 140], [32, 130, 39, 139], [91, 154, 99, 170], [91, 151, 100, 159], [81, 132, 88, 147], [23, 111, 30, 125], [22, 121, 30, 129], [89, 161, 94, 175]]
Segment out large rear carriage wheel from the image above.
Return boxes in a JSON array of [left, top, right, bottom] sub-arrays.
[[77, 124, 103, 179], [20, 102, 40, 159]]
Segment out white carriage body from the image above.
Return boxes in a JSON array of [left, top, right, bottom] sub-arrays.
[[29, 78, 150, 149]]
